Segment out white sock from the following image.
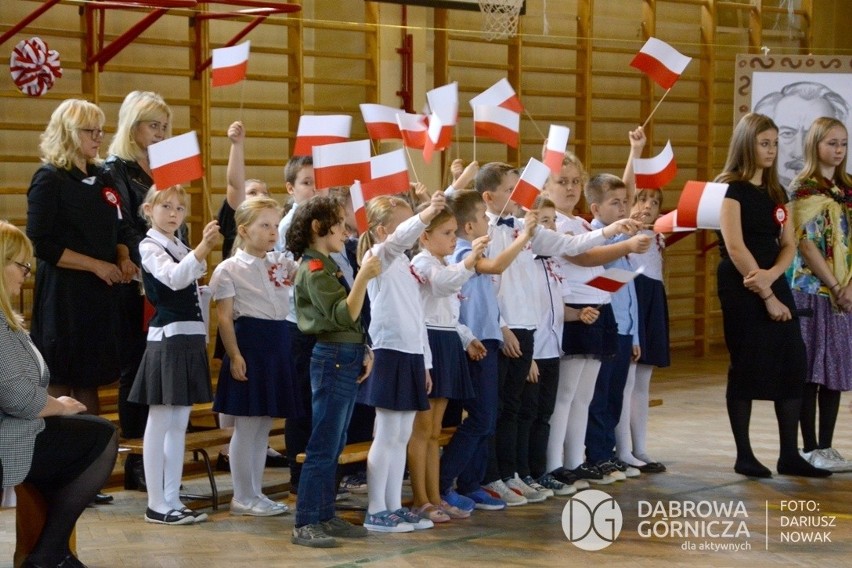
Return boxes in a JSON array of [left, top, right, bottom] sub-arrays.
[[143, 406, 171, 514], [164, 406, 192, 510], [631, 364, 654, 462], [546, 357, 584, 473], [367, 409, 413, 515], [564, 359, 601, 469], [615, 363, 645, 466], [230, 416, 270, 504]]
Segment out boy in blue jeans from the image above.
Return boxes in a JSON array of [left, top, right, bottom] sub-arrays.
[[286, 196, 381, 548], [585, 174, 643, 481]]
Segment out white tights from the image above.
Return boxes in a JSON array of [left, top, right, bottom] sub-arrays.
[[144, 405, 192, 514], [615, 363, 655, 465], [367, 408, 415, 515], [229, 416, 273, 504], [547, 356, 601, 472]]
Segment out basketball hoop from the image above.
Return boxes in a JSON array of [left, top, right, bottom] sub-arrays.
[[478, 0, 523, 41]]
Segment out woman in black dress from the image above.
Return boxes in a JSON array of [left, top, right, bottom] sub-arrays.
[[26, 99, 135, 416], [716, 112, 830, 478]]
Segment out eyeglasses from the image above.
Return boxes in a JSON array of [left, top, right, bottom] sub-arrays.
[[14, 261, 32, 277], [79, 128, 105, 139]]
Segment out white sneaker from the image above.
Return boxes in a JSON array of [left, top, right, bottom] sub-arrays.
[[812, 448, 852, 472], [522, 475, 555, 498], [483, 479, 528, 507], [505, 474, 548, 503]]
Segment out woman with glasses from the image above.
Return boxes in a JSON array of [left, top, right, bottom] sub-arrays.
[[1, 219, 118, 568], [26, 99, 135, 432], [98, 92, 172, 491]]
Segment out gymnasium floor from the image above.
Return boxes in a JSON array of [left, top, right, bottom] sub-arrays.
[[2, 348, 851, 567]]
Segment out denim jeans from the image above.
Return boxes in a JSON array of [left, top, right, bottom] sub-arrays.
[[295, 341, 364, 527], [585, 334, 633, 464], [439, 340, 500, 495]]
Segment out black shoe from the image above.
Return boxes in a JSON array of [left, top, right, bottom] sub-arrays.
[[777, 456, 832, 478], [216, 451, 230, 472], [265, 453, 289, 468], [638, 461, 667, 473], [734, 457, 772, 478], [144, 507, 196, 525], [92, 492, 113, 505], [124, 455, 147, 491]]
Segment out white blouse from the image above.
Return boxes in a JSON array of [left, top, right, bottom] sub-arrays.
[[410, 249, 476, 348], [210, 248, 298, 321]]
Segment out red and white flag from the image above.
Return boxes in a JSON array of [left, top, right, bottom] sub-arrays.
[[473, 105, 520, 148], [396, 113, 427, 149], [630, 37, 691, 90], [211, 41, 250, 87], [633, 140, 677, 189], [148, 131, 203, 190], [362, 149, 410, 200], [543, 125, 571, 175], [350, 180, 369, 234], [676, 180, 728, 230], [652, 210, 693, 233], [510, 158, 550, 210], [292, 115, 351, 157], [585, 266, 644, 293], [312, 139, 371, 190], [469, 78, 524, 113], [360, 104, 403, 141], [423, 82, 458, 162]]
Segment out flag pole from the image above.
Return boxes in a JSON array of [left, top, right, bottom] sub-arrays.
[[641, 88, 672, 129], [238, 79, 246, 121], [401, 144, 421, 184], [524, 108, 546, 139], [201, 176, 216, 222]]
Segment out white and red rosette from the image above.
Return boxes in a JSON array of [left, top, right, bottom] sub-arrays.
[[773, 204, 787, 227], [10, 37, 63, 97], [102, 187, 123, 219]]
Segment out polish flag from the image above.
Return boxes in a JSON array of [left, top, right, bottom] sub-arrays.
[[362, 149, 410, 200], [423, 82, 458, 162], [469, 78, 524, 113], [350, 180, 369, 234], [630, 37, 691, 90], [652, 210, 693, 233], [211, 41, 250, 87], [543, 125, 571, 175], [312, 139, 371, 190], [148, 131, 203, 190], [360, 104, 403, 141], [510, 158, 550, 210], [396, 113, 427, 149], [292, 115, 351, 157], [676, 180, 728, 230], [473, 105, 520, 148], [633, 140, 677, 189], [585, 266, 644, 293]]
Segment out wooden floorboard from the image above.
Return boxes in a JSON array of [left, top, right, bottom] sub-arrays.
[[3, 347, 851, 567]]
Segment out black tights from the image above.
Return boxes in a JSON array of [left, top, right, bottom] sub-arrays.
[[800, 383, 841, 452], [727, 397, 802, 466], [25, 417, 118, 567]]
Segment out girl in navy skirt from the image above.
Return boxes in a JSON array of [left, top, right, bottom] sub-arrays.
[[409, 208, 487, 521], [210, 197, 299, 516], [129, 185, 220, 525], [615, 187, 670, 473], [356, 190, 446, 533]]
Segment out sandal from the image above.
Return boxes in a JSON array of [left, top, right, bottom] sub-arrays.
[[414, 503, 451, 523]]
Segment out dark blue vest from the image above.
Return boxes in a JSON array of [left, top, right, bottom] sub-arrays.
[[140, 238, 203, 327]]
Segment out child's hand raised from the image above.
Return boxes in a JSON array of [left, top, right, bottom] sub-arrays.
[[201, 220, 223, 248], [451, 158, 465, 181], [522, 209, 539, 238], [628, 126, 646, 153], [359, 252, 383, 281], [418, 190, 446, 224], [463, 235, 489, 270], [227, 121, 245, 144], [452, 160, 479, 190]]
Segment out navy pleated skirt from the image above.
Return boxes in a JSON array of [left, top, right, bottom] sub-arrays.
[[634, 275, 671, 368], [426, 328, 476, 400], [562, 303, 617, 359], [358, 348, 429, 411]]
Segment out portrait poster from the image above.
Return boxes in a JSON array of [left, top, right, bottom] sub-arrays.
[[734, 55, 852, 188]]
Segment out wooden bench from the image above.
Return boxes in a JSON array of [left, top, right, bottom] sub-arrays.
[[11, 483, 76, 568], [120, 423, 285, 511]]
